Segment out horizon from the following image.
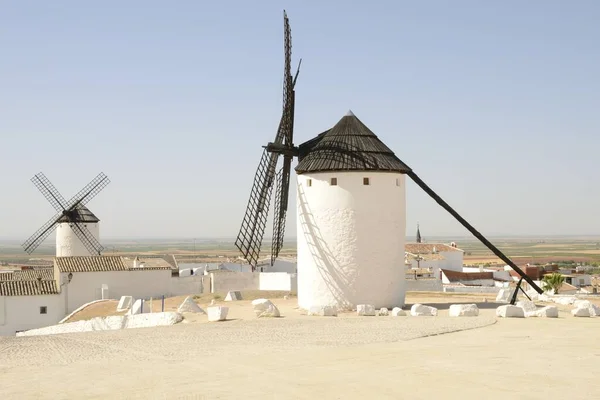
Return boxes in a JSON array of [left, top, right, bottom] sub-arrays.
[[1, 1, 599, 239]]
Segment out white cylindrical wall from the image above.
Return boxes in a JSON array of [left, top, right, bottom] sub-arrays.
[[296, 171, 406, 310], [56, 222, 101, 257]]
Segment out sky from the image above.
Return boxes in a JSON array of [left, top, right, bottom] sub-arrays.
[[1, 0, 599, 241]]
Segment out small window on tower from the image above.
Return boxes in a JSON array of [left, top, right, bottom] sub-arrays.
[[396, 178, 401, 187], [40, 306, 47, 315], [330, 177, 337, 186], [363, 177, 370, 185], [306, 179, 312, 187]]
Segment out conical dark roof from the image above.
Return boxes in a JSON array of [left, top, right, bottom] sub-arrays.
[[295, 111, 411, 174], [57, 205, 100, 223]]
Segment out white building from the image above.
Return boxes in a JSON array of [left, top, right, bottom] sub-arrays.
[[405, 243, 464, 278], [295, 111, 408, 310], [0, 269, 65, 336], [0, 255, 205, 336]]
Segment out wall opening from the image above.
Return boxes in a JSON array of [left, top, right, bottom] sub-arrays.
[[363, 177, 370, 185], [39, 306, 47, 315], [306, 179, 312, 187], [396, 178, 401, 187], [330, 177, 337, 186]]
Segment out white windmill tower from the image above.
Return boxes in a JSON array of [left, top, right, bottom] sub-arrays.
[[235, 11, 544, 309], [22, 172, 110, 257]]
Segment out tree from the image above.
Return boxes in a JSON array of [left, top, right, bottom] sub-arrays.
[[542, 273, 565, 294]]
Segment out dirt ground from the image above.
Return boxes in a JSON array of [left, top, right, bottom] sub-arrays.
[[1, 292, 599, 400]]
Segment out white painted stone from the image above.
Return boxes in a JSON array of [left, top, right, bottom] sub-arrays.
[[251, 299, 280, 318], [356, 304, 376, 316], [117, 296, 133, 312], [391, 307, 406, 317], [571, 301, 599, 317], [516, 300, 537, 313], [225, 291, 243, 301], [591, 304, 600, 317], [296, 172, 406, 311], [207, 306, 229, 322], [495, 288, 514, 303], [17, 312, 183, 337], [128, 299, 150, 315], [571, 307, 591, 317], [177, 296, 205, 314], [496, 305, 525, 318], [410, 304, 438, 317], [378, 308, 389, 316], [307, 306, 338, 317], [554, 296, 576, 306], [535, 306, 558, 318], [449, 304, 479, 317], [538, 294, 551, 302]]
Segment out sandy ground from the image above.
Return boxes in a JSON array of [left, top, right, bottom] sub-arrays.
[[1, 294, 599, 399]]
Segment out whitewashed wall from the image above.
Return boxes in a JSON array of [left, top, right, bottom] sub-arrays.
[[438, 250, 464, 272], [169, 276, 205, 296], [297, 171, 406, 310], [0, 293, 65, 336], [259, 273, 297, 292], [56, 223, 101, 257], [209, 272, 259, 294], [62, 270, 172, 313]]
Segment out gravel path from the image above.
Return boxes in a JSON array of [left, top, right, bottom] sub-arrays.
[[0, 315, 495, 368]]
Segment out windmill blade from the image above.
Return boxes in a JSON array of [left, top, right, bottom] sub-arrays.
[[235, 149, 278, 268], [65, 173, 110, 211], [271, 158, 292, 265], [31, 172, 68, 212], [22, 211, 62, 254], [69, 222, 104, 255]]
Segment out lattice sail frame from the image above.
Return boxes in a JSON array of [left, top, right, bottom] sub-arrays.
[[22, 172, 110, 255], [235, 11, 297, 270]]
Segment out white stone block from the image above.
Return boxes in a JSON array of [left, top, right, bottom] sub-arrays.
[[449, 304, 479, 317], [591, 304, 600, 317], [516, 300, 537, 313], [410, 304, 438, 317], [225, 291, 243, 301], [554, 296, 576, 306], [357, 304, 376, 316], [117, 296, 133, 312], [307, 306, 337, 317], [574, 300, 592, 309], [391, 307, 406, 317], [207, 306, 229, 322], [177, 296, 205, 314], [378, 308, 389, 316], [496, 288, 514, 303], [128, 299, 150, 315], [496, 305, 525, 318], [251, 299, 280, 318], [571, 307, 591, 317], [535, 306, 558, 318]]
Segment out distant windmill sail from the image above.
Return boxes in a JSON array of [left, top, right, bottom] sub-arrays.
[[22, 172, 110, 255]]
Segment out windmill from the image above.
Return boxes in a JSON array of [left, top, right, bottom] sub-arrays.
[[22, 172, 110, 257], [236, 11, 542, 309]]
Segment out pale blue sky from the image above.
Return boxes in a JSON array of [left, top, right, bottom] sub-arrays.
[[1, 1, 599, 240]]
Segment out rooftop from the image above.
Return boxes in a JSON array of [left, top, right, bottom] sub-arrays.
[[0, 268, 54, 281], [295, 111, 411, 174], [0, 280, 59, 296], [55, 256, 172, 273], [405, 243, 463, 254], [441, 269, 494, 282]]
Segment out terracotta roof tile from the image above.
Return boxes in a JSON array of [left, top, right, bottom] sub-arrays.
[[0, 268, 54, 281], [441, 269, 493, 282], [405, 243, 463, 254], [0, 280, 59, 296], [55, 256, 126, 272]]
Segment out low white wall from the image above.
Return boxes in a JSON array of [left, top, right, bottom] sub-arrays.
[[0, 293, 66, 336], [443, 286, 501, 294], [405, 279, 443, 292], [64, 270, 173, 313], [169, 276, 205, 296], [259, 273, 297, 292], [210, 272, 259, 294]]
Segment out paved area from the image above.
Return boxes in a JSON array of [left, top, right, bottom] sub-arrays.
[[0, 297, 598, 399]]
